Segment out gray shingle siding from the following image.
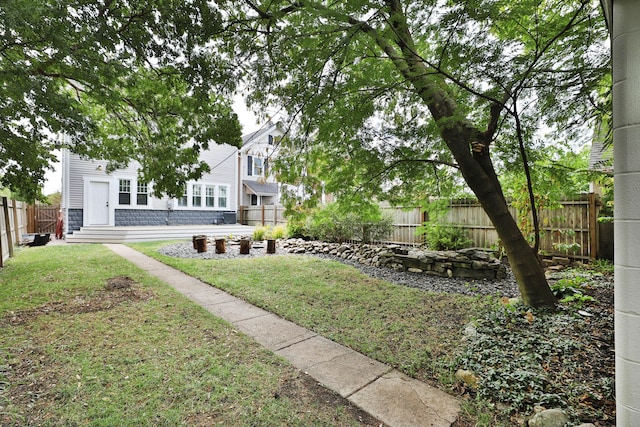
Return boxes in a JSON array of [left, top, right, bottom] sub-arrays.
[[67, 209, 238, 232], [67, 209, 84, 233], [114, 209, 236, 226]]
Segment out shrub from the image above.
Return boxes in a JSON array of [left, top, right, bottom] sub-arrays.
[[286, 220, 308, 239], [270, 224, 288, 239], [421, 223, 473, 250], [252, 225, 270, 241], [360, 215, 394, 243], [306, 204, 357, 242], [288, 202, 393, 243]]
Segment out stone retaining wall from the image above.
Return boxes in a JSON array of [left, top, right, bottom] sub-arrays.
[[282, 239, 507, 280]]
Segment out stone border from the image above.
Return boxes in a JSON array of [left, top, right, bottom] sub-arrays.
[[281, 240, 507, 280]]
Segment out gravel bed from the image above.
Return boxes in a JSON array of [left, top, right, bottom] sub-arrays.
[[159, 241, 520, 297], [159, 241, 270, 259], [315, 253, 519, 297]]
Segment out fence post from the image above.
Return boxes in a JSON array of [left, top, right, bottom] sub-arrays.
[[27, 204, 37, 233], [12, 199, 20, 244], [261, 204, 265, 226], [0, 198, 4, 268], [2, 197, 13, 258], [589, 192, 598, 259]]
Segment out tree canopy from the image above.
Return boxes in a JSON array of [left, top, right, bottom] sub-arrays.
[[1, 0, 242, 201], [222, 0, 609, 306], [1, 0, 609, 305], [224, 0, 608, 204]]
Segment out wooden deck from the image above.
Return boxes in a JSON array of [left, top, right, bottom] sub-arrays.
[[65, 224, 255, 244]]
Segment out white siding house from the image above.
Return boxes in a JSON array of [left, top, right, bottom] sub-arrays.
[[61, 142, 239, 233], [238, 121, 285, 207]]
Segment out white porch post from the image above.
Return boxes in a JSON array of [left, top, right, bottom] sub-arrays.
[[611, 0, 640, 424]]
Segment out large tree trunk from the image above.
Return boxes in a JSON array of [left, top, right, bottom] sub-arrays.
[[438, 121, 557, 307], [380, 13, 557, 306], [472, 175, 557, 307]]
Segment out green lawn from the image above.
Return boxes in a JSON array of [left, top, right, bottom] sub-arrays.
[[126, 241, 616, 427], [0, 244, 382, 426], [130, 240, 491, 384]]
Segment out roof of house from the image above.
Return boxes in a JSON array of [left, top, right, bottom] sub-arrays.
[[589, 141, 613, 174], [243, 180, 278, 196], [241, 120, 284, 149]]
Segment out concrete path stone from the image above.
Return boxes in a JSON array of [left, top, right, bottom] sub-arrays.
[[104, 243, 461, 427], [276, 335, 392, 397], [234, 313, 317, 351], [350, 370, 461, 427]]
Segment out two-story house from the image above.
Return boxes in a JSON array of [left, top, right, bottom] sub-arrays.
[[238, 121, 285, 207]]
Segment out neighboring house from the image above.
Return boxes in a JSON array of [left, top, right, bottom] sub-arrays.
[[588, 120, 613, 196], [61, 142, 239, 233], [238, 121, 285, 206]]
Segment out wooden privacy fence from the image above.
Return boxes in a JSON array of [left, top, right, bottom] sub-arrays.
[[379, 205, 426, 245], [440, 194, 602, 260], [240, 194, 605, 259], [239, 205, 287, 227], [27, 204, 60, 234], [1, 197, 29, 267]]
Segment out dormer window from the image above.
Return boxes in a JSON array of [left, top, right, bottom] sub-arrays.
[[268, 134, 274, 145]]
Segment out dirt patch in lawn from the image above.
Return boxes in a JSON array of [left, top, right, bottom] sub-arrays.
[[1, 276, 154, 326], [182, 372, 386, 426], [276, 372, 385, 426]]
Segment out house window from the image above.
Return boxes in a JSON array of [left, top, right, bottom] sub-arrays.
[[248, 155, 264, 177], [205, 185, 215, 207], [137, 181, 148, 205], [268, 135, 274, 145], [177, 184, 187, 207], [192, 184, 202, 207], [253, 157, 263, 176], [119, 179, 131, 205], [250, 194, 258, 206], [218, 186, 228, 208]]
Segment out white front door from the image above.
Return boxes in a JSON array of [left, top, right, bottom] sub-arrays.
[[87, 181, 110, 225]]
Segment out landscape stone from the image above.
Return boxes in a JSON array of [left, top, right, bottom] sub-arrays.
[[455, 369, 479, 390], [528, 408, 570, 427], [280, 240, 507, 280]]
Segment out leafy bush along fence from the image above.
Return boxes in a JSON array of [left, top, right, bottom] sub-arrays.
[[240, 193, 606, 259], [1, 197, 29, 267], [440, 194, 603, 260]]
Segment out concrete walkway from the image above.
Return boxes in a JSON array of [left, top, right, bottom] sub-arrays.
[[105, 244, 461, 427]]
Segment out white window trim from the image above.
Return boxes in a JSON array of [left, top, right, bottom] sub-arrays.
[[253, 157, 264, 176], [116, 176, 154, 209], [173, 182, 230, 210], [136, 181, 149, 206]]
